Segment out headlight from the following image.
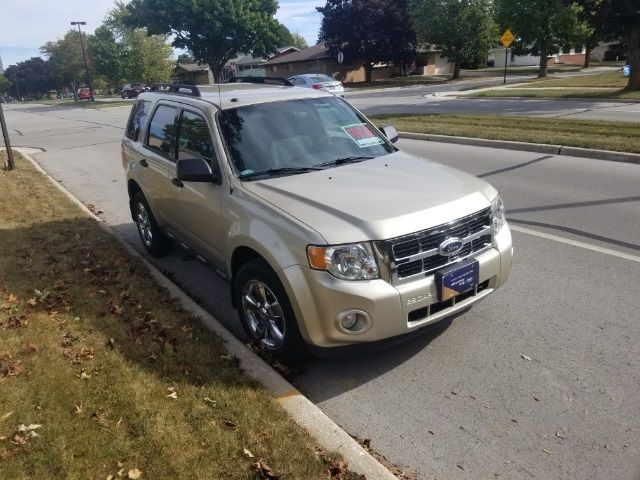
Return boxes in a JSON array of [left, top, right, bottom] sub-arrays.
[[307, 242, 379, 280], [491, 195, 506, 233]]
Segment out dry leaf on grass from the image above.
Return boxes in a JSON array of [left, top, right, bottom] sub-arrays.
[[166, 387, 178, 399], [128, 468, 142, 479], [251, 459, 280, 479], [0, 412, 14, 423], [243, 447, 255, 458], [224, 420, 237, 431]]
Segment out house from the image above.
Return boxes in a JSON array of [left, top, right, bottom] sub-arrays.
[[489, 46, 587, 68], [223, 47, 299, 79], [172, 63, 214, 84], [264, 43, 454, 83], [173, 47, 301, 84]]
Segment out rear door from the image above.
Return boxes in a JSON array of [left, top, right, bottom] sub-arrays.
[[138, 102, 180, 224]]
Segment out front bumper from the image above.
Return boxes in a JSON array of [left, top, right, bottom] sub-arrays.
[[279, 224, 513, 349]]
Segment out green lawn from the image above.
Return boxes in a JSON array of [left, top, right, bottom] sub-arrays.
[[469, 72, 639, 100], [371, 114, 640, 153], [0, 152, 344, 479]]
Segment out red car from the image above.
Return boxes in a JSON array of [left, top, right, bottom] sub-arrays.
[[77, 87, 92, 100]]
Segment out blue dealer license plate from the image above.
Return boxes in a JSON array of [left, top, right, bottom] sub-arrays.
[[435, 260, 479, 301]]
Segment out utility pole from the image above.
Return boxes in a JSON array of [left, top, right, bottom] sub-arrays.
[[71, 21, 95, 102], [0, 101, 15, 170]]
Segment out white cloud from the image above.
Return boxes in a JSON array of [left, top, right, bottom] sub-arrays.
[[0, 0, 325, 67]]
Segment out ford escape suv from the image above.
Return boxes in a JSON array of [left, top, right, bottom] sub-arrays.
[[122, 82, 513, 361]]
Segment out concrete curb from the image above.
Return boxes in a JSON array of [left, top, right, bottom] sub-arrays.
[[399, 132, 640, 164], [12, 147, 397, 480]]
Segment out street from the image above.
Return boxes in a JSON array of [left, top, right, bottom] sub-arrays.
[[3, 102, 640, 479]]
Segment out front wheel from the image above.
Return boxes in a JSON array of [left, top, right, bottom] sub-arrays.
[[234, 259, 307, 363], [132, 192, 172, 256]]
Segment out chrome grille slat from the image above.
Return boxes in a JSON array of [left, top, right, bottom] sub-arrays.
[[387, 207, 492, 284]]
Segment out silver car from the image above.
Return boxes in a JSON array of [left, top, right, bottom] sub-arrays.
[[122, 82, 512, 362], [288, 74, 345, 97]]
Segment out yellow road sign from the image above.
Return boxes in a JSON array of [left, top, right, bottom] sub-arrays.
[[501, 29, 515, 48]]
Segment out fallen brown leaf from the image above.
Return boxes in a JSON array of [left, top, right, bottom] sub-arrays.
[[251, 459, 279, 480], [127, 468, 142, 479]]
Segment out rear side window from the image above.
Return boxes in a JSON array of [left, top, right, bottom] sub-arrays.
[[177, 111, 215, 165], [125, 100, 150, 141], [147, 105, 178, 158]]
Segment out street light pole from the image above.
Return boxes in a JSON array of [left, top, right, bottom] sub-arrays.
[[70, 21, 94, 102]]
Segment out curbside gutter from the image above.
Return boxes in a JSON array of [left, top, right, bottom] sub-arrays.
[[14, 148, 398, 480], [399, 132, 640, 165]]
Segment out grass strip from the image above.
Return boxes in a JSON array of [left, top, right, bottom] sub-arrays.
[[469, 72, 639, 100], [0, 152, 337, 479], [371, 114, 640, 154], [36, 99, 130, 109]]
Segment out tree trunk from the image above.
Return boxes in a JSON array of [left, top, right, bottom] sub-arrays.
[[538, 43, 549, 78], [364, 62, 374, 83], [452, 61, 461, 80], [583, 45, 591, 69], [627, 26, 640, 91], [212, 64, 224, 84]]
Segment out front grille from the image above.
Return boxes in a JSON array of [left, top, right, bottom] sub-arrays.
[[388, 208, 492, 283], [407, 280, 490, 323]]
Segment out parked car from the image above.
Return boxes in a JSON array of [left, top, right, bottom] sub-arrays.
[[288, 74, 345, 97], [77, 87, 92, 100], [121, 84, 149, 99], [122, 82, 512, 362]]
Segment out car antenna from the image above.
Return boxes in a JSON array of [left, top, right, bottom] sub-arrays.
[[217, 78, 222, 109]]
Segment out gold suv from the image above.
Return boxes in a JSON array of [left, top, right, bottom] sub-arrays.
[[122, 81, 513, 362]]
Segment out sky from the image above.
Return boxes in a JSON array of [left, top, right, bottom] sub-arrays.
[[0, 0, 324, 69]]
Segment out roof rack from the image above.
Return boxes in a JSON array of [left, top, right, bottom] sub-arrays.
[[150, 83, 201, 97], [226, 77, 294, 87]]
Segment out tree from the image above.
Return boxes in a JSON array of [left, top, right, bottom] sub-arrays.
[[496, 0, 581, 77], [0, 75, 11, 95], [125, 29, 175, 84], [317, 0, 417, 83], [124, 0, 281, 82], [177, 53, 196, 64], [410, 0, 497, 79], [275, 23, 308, 49], [87, 25, 125, 89], [103, 3, 176, 85], [3, 58, 54, 98], [291, 32, 308, 50], [571, 0, 640, 90], [41, 30, 87, 90]]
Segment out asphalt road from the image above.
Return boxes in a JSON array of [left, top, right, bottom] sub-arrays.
[[3, 102, 640, 479]]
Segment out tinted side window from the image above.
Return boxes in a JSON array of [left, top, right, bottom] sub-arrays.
[[177, 111, 215, 165], [147, 105, 177, 159], [126, 100, 150, 141]]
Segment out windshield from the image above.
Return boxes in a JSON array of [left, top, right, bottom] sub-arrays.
[[310, 75, 335, 83], [219, 97, 395, 178]]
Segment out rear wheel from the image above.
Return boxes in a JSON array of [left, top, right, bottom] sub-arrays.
[[132, 192, 172, 256], [234, 259, 307, 363]]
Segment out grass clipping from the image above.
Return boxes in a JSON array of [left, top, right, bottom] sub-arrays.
[[0, 154, 348, 479]]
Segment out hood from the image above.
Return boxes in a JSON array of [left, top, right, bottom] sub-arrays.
[[241, 151, 498, 244]]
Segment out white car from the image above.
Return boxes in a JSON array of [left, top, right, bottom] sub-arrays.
[[288, 74, 345, 97]]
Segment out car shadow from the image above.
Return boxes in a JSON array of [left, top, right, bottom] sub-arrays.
[[108, 220, 460, 403]]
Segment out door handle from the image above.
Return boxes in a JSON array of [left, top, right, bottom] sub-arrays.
[[171, 178, 184, 188], [139, 159, 149, 168]]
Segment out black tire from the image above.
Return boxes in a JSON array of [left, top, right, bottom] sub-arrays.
[[132, 192, 172, 256], [234, 259, 307, 363]]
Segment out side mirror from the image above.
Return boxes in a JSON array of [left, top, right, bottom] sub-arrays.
[[379, 125, 399, 143], [176, 157, 217, 182]]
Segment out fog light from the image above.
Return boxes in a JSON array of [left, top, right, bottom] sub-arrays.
[[342, 312, 358, 330], [336, 309, 372, 334]]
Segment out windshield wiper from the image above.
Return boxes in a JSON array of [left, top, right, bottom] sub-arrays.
[[315, 156, 375, 168], [238, 166, 323, 180]]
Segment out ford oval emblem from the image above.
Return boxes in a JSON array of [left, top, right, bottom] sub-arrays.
[[438, 237, 464, 256]]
